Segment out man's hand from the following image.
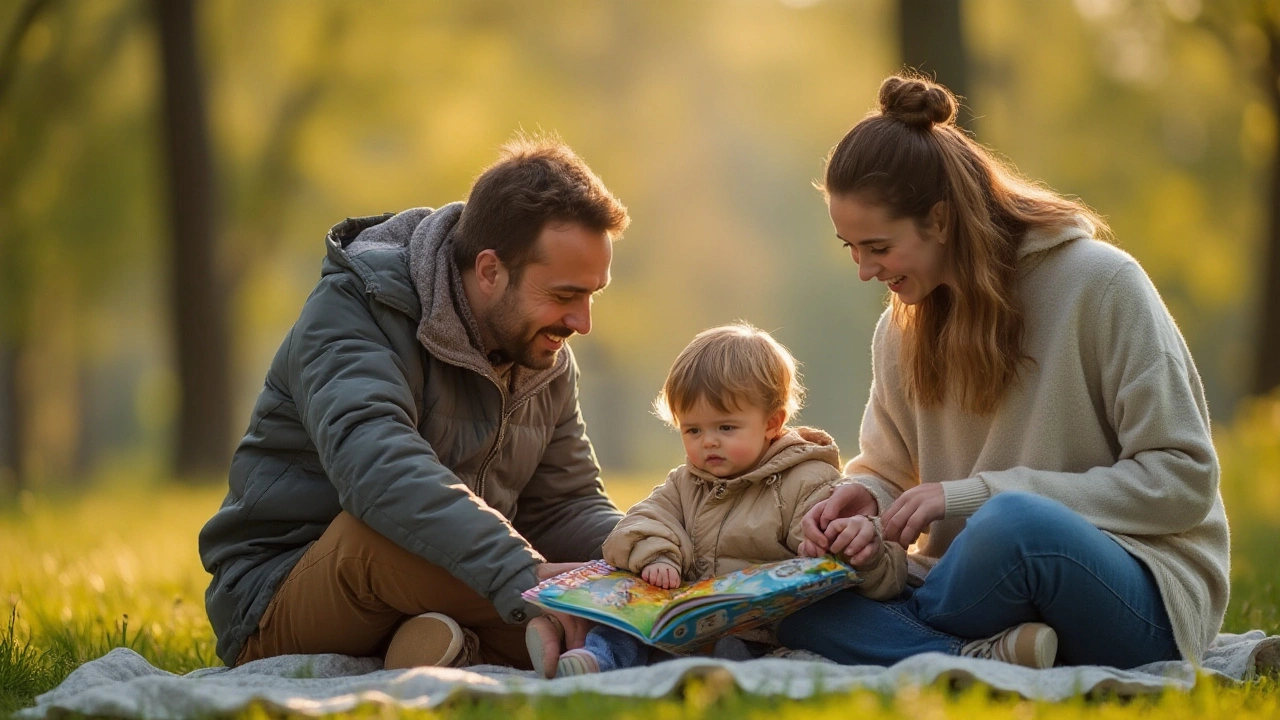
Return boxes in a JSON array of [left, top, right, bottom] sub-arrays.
[[800, 483, 880, 553], [533, 562, 592, 649], [533, 608, 587, 650], [641, 562, 681, 589], [535, 562, 585, 581], [881, 483, 945, 546]]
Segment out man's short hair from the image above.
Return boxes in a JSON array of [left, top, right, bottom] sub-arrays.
[[454, 134, 630, 281]]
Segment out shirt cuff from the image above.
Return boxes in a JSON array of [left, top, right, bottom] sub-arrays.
[[942, 477, 991, 519]]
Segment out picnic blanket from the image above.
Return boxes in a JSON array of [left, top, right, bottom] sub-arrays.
[[18, 631, 1280, 719]]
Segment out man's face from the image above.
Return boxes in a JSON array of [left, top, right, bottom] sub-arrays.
[[486, 222, 612, 370]]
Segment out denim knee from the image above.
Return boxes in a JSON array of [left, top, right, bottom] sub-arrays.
[[962, 492, 1083, 562]]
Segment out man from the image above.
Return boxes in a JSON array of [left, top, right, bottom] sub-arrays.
[[199, 135, 630, 670]]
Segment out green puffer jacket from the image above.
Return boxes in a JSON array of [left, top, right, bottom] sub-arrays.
[[199, 204, 622, 665]]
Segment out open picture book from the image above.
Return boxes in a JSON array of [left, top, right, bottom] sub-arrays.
[[521, 555, 860, 653]]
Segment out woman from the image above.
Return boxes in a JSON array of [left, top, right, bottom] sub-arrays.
[[776, 74, 1229, 669]]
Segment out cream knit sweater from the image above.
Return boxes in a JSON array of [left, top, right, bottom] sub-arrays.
[[846, 223, 1230, 663]]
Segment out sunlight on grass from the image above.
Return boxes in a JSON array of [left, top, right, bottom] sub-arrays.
[[2, 396, 1279, 715], [0, 482, 224, 696]]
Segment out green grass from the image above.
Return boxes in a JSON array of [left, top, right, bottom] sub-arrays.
[[3, 395, 1280, 718]]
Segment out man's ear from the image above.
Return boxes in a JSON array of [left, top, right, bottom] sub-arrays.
[[766, 409, 787, 440], [474, 249, 508, 297], [928, 200, 949, 243]]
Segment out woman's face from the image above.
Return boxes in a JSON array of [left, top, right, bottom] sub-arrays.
[[828, 193, 950, 305]]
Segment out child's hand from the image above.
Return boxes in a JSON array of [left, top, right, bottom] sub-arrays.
[[801, 483, 879, 554], [641, 562, 681, 588], [798, 539, 823, 558], [824, 515, 882, 568]]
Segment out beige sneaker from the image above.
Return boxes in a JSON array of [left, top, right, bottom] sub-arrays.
[[960, 622, 1058, 669], [384, 612, 479, 670], [525, 615, 565, 679]]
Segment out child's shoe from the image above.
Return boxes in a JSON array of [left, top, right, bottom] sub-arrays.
[[384, 612, 480, 669], [959, 622, 1057, 669], [525, 615, 565, 678], [556, 648, 601, 676]]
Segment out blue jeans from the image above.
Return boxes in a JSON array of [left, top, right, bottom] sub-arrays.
[[585, 625, 652, 671], [777, 492, 1181, 668], [584, 627, 769, 671]]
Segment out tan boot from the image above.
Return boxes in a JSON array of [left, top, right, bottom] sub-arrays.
[[384, 612, 478, 670], [960, 622, 1058, 669]]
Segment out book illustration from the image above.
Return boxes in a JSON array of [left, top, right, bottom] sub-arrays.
[[521, 555, 859, 653]]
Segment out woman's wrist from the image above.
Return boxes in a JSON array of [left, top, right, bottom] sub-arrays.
[[941, 477, 991, 519], [837, 476, 887, 516]]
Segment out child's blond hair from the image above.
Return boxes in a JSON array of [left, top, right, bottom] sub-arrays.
[[654, 323, 805, 427]]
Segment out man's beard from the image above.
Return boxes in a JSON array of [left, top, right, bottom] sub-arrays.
[[487, 288, 572, 370]]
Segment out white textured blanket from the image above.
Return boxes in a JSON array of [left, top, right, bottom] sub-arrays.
[[19, 632, 1280, 719]]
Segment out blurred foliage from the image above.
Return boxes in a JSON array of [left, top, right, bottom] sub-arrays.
[[0, 0, 1273, 490]]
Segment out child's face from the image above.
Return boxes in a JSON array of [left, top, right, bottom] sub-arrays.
[[676, 399, 786, 478]]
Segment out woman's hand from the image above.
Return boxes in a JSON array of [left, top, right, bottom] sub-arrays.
[[881, 484, 945, 546], [801, 483, 880, 554], [641, 562, 681, 589]]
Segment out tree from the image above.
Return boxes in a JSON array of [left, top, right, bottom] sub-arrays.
[[898, 0, 973, 129], [0, 0, 57, 495], [1241, 12, 1280, 396], [1179, 1, 1280, 396], [154, 0, 231, 479]]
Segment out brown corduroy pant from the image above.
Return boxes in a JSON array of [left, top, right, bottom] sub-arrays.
[[235, 511, 531, 669]]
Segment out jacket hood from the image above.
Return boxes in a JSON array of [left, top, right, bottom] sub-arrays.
[[1018, 217, 1095, 260], [687, 426, 841, 487], [324, 205, 570, 403]]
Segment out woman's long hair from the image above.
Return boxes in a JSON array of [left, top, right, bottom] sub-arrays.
[[824, 73, 1110, 415]]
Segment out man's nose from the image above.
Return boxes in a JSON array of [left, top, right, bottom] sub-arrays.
[[564, 297, 592, 336]]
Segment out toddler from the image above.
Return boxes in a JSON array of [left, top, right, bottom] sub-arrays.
[[526, 323, 907, 677]]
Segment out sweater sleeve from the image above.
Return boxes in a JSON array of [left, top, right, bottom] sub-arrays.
[[968, 261, 1219, 535], [601, 470, 696, 575], [844, 312, 918, 514], [290, 274, 542, 624]]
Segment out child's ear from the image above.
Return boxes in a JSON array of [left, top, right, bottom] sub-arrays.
[[765, 409, 787, 440]]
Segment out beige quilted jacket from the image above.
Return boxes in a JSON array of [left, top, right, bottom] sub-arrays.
[[603, 427, 906, 600]]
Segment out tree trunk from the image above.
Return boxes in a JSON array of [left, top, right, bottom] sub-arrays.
[[0, 341, 24, 496], [897, 0, 973, 130], [154, 0, 231, 480], [1252, 27, 1280, 396]]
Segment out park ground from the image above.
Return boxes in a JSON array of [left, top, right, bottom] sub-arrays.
[[3, 394, 1280, 718]]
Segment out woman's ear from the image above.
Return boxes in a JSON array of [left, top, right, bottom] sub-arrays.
[[928, 200, 949, 243]]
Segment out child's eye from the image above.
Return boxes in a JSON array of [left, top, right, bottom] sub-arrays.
[[719, 424, 736, 432], [684, 428, 700, 436]]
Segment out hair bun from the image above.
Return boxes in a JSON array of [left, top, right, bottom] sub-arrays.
[[878, 75, 957, 130]]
